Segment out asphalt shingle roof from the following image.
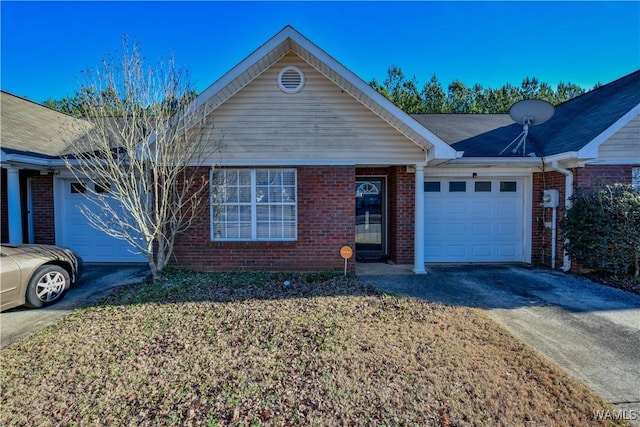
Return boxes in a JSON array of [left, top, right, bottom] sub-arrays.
[[0, 91, 89, 157], [413, 70, 640, 158]]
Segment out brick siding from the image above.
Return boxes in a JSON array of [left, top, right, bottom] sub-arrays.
[[172, 166, 356, 271], [0, 169, 8, 243], [31, 174, 56, 244], [387, 166, 414, 264], [532, 164, 639, 269]]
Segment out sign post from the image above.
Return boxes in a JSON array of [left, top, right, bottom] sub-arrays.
[[340, 246, 353, 276]]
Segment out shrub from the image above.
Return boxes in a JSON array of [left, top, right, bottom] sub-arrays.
[[561, 184, 640, 277]]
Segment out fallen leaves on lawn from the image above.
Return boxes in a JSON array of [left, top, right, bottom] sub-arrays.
[[0, 270, 627, 426]]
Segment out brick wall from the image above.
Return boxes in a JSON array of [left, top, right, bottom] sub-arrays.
[[172, 166, 356, 271], [31, 174, 55, 244], [532, 170, 566, 267], [532, 164, 639, 269], [387, 166, 414, 264], [574, 164, 637, 192], [0, 169, 7, 243]]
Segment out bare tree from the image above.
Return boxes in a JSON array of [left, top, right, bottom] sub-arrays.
[[62, 40, 215, 280]]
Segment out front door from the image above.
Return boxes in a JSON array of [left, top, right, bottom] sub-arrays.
[[355, 178, 385, 259]]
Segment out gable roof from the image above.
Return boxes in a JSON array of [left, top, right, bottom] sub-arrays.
[[424, 70, 640, 159], [0, 91, 89, 160], [191, 25, 458, 162]]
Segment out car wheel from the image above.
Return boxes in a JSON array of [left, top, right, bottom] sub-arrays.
[[24, 265, 70, 308]]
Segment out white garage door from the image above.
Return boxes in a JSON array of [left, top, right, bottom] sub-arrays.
[[60, 180, 146, 262], [424, 178, 525, 262]]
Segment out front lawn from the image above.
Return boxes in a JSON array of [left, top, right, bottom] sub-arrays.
[[0, 270, 626, 426]]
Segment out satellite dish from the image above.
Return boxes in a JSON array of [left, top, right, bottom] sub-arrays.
[[509, 99, 555, 126], [500, 99, 555, 156]]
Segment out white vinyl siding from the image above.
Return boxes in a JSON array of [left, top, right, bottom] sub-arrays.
[[211, 169, 297, 241], [199, 53, 426, 165], [597, 115, 640, 163]]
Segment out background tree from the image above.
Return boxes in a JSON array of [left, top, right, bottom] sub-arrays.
[[421, 74, 449, 113], [62, 40, 214, 280], [369, 66, 588, 113]]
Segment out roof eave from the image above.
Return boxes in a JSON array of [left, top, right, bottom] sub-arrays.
[[441, 156, 544, 167]]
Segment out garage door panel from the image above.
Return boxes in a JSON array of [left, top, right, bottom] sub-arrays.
[[498, 245, 517, 256], [446, 223, 466, 236], [471, 223, 492, 237], [61, 180, 146, 263], [497, 223, 517, 237], [425, 178, 525, 263], [445, 201, 467, 215], [472, 245, 491, 257], [472, 201, 492, 215]]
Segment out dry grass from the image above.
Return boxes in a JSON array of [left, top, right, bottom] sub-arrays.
[[0, 270, 627, 426]]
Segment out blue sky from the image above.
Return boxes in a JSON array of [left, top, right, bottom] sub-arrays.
[[2, 1, 639, 103]]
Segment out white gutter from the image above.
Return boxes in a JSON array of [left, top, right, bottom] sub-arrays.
[[445, 156, 544, 166], [550, 161, 573, 272]]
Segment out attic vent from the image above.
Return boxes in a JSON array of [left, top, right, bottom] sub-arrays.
[[278, 66, 304, 93]]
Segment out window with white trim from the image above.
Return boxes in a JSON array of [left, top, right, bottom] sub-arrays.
[[633, 167, 640, 191], [211, 169, 297, 241]]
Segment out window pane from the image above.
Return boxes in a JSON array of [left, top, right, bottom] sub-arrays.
[[71, 183, 87, 193], [256, 186, 268, 203], [282, 170, 295, 186], [424, 182, 440, 192], [239, 223, 251, 238], [212, 168, 297, 241], [283, 186, 296, 202], [270, 205, 283, 220], [238, 170, 251, 185], [270, 186, 282, 203], [256, 170, 269, 186], [269, 170, 282, 186], [282, 205, 295, 220], [257, 206, 270, 221], [257, 222, 270, 239], [475, 181, 491, 192], [449, 181, 466, 192], [95, 183, 111, 193], [213, 224, 225, 239], [240, 206, 251, 221], [282, 222, 296, 239], [500, 181, 517, 192]]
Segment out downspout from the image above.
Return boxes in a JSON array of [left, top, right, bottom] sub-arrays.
[[550, 161, 573, 272]]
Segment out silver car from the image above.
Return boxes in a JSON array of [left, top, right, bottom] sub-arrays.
[[0, 244, 82, 312]]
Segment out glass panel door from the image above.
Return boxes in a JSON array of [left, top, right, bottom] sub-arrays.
[[355, 179, 384, 256]]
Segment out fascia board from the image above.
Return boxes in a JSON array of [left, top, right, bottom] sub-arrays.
[[2, 152, 60, 167], [541, 152, 581, 164], [444, 157, 544, 167], [577, 102, 640, 159]]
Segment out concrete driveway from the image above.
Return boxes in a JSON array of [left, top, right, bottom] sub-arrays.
[[358, 263, 640, 424], [1, 264, 150, 348]]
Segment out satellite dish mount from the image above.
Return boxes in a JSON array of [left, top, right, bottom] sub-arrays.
[[500, 99, 555, 156]]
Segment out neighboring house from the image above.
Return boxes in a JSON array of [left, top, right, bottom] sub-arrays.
[[1, 26, 638, 273], [0, 91, 146, 262]]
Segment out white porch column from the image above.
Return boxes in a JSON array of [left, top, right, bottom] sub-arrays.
[[413, 164, 426, 274], [6, 167, 23, 244]]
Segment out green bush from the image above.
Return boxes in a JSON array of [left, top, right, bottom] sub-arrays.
[[561, 184, 640, 277]]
